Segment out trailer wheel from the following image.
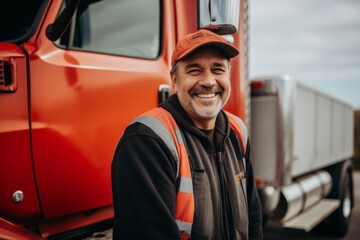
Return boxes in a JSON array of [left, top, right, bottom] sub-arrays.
[[326, 161, 354, 237]]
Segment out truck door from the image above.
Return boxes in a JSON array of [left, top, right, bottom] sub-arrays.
[[0, 0, 49, 225], [29, 0, 173, 220], [0, 44, 41, 224]]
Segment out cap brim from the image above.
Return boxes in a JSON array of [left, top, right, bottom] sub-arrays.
[[176, 41, 239, 63]]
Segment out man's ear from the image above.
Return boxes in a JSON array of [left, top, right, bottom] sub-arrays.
[[170, 72, 178, 92]]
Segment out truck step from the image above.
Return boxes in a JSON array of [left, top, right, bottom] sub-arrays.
[[282, 199, 340, 232]]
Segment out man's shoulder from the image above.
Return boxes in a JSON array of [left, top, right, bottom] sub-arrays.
[[123, 120, 159, 138]]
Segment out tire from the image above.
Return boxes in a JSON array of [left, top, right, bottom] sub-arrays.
[[326, 160, 354, 237]]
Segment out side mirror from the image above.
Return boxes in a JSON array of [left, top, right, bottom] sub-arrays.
[[46, 0, 81, 41], [198, 0, 240, 35]]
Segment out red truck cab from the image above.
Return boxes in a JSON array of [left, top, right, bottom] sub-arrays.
[[0, 0, 246, 238]]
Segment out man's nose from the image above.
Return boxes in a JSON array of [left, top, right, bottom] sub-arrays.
[[199, 70, 216, 87]]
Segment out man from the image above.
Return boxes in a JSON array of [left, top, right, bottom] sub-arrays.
[[112, 29, 263, 240]]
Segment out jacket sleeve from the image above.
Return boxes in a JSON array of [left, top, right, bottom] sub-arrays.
[[111, 124, 182, 240], [245, 143, 264, 240]]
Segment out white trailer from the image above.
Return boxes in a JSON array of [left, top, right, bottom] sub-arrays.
[[250, 75, 354, 237]]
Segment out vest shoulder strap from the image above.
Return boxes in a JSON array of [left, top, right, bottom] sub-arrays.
[[225, 111, 248, 155], [131, 107, 183, 177], [131, 107, 194, 237]]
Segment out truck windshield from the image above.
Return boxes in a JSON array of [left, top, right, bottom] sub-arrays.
[[0, 0, 48, 43]]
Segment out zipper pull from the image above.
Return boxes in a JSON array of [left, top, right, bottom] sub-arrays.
[[216, 152, 223, 164]]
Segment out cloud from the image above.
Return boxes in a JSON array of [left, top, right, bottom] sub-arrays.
[[249, 0, 360, 108]]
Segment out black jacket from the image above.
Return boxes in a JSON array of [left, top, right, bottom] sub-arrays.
[[112, 95, 263, 240]]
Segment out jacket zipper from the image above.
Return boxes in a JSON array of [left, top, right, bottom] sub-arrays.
[[216, 151, 232, 240], [206, 135, 232, 239]]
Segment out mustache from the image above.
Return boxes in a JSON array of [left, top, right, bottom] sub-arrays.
[[190, 85, 224, 95]]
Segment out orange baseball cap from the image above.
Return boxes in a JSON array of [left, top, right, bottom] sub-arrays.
[[171, 29, 239, 66]]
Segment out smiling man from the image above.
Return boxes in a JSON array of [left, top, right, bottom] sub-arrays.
[[112, 29, 263, 240], [171, 47, 231, 130]]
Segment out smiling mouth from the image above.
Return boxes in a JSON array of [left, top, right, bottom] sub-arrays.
[[196, 93, 217, 98], [190, 86, 223, 99]]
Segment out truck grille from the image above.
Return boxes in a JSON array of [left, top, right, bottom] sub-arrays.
[[251, 95, 279, 184]]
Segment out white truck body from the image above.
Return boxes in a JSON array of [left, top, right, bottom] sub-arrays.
[[292, 82, 353, 177], [250, 75, 354, 234]]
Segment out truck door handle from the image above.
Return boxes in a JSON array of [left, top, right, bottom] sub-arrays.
[[158, 84, 171, 105]]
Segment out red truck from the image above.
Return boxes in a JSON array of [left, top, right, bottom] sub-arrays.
[[0, 0, 247, 238], [0, 0, 354, 239]]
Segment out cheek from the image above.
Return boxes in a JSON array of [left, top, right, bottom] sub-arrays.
[[219, 76, 231, 90], [176, 79, 191, 93]]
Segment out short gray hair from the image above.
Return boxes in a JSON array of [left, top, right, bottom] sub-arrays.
[[170, 62, 179, 76]]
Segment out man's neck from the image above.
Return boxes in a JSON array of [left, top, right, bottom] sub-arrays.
[[200, 128, 215, 141], [192, 118, 216, 130]]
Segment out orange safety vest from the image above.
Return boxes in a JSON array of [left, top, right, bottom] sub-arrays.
[[132, 107, 248, 240]]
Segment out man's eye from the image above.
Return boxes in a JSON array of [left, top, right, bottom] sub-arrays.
[[213, 68, 225, 73], [188, 69, 201, 74]]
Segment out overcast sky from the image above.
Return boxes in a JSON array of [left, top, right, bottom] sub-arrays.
[[249, 0, 360, 109]]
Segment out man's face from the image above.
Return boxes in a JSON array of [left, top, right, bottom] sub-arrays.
[[171, 47, 231, 130]]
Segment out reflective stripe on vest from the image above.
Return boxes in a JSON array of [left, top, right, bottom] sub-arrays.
[[131, 107, 248, 239], [226, 111, 247, 154]]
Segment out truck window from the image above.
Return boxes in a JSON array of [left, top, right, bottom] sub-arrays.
[[57, 0, 161, 59], [0, 0, 48, 43]]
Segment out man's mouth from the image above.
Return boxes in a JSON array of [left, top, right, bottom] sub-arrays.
[[196, 93, 217, 98], [190, 87, 223, 98]]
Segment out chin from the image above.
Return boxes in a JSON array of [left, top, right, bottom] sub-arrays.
[[196, 108, 221, 119]]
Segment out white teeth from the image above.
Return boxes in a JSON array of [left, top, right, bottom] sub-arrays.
[[197, 93, 216, 98]]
